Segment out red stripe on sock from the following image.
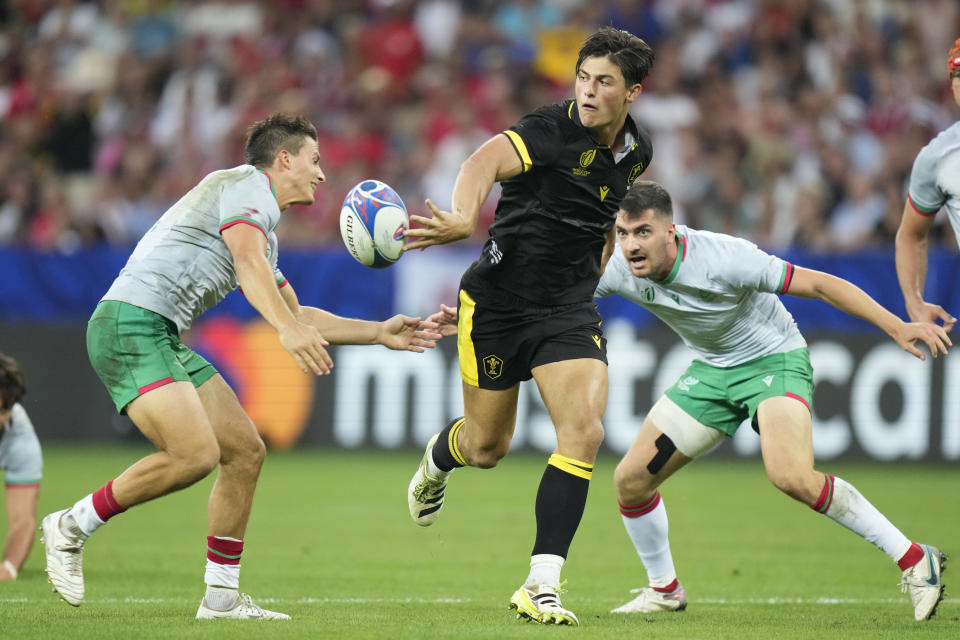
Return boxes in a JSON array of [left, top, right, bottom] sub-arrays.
[[91, 480, 126, 521], [897, 543, 924, 571], [207, 536, 244, 565], [619, 491, 661, 517], [652, 578, 679, 593], [810, 475, 835, 513]]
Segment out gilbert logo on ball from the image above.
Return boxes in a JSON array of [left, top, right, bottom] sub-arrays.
[[339, 180, 409, 268]]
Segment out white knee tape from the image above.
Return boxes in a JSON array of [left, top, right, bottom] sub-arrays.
[[648, 396, 725, 459]]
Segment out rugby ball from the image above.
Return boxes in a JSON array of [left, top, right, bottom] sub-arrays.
[[339, 180, 408, 268]]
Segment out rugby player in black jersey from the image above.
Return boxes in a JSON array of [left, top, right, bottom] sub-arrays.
[[404, 26, 654, 626]]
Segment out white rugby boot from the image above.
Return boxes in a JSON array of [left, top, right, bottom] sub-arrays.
[[407, 433, 449, 526], [40, 509, 86, 606], [900, 544, 946, 621], [611, 582, 687, 613], [196, 592, 291, 620]]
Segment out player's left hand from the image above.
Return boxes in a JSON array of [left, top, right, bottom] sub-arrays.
[[379, 315, 442, 352], [425, 303, 458, 338], [402, 200, 473, 251], [894, 321, 952, 360]]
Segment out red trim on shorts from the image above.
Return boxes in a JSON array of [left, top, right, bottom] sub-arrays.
[[785, 392, 810, 412], [5, 483, 40, 489], [218, 218, 268, 238], [907, 194, 938, 217], [138, 376, 174, 395], [619, 491, 661, 517]]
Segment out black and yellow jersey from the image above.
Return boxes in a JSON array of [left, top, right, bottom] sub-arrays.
[[464, 99, 652, 306]]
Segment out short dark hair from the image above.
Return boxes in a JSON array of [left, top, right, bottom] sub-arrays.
[[244, 114, 318, 169], [577, 27, 655, 87], [0, 353, 26, 410], [620, 180, 673, 219]]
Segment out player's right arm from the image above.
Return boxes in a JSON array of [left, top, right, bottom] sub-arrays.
[[786, 266, 952, 360], [403, 134, 523, 251], [895, 200, 954, 325], [1, 483, 39, 580], [222, 223, 332, 375]]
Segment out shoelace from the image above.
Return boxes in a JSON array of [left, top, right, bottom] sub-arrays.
[[55, 534, 84, 577], [236, 593, 266, 615], [530, 581, 569, 611], [413, 473, 445, 501], [899, 575, 924, 594]]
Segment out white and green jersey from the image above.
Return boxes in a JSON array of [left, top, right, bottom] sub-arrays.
[[595, 225, 806, 367], [907, 120, 960, 243], [0, 404, 43, 486], [102, 165, 287, 332]]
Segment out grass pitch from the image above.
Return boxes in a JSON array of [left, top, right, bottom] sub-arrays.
[[2, 445, 958, 639]]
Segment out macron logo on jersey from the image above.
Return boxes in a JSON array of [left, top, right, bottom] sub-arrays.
[[763, 375, 775, 387]]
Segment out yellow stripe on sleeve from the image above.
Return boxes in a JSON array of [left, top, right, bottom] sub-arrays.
[[457, 289, 479, 386], [548, 453, 593, 480], [503, 130, 532, 173]]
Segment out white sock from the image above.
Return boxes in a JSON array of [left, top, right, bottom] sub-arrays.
[[525, 554, 564, 588], [821, 476, 912, 562], [66, 494, 104, 538], [204, 585, 240, 610], [204, 560, 241, 591], [426, 448, 449, 478], [620, 492, 677, 588]]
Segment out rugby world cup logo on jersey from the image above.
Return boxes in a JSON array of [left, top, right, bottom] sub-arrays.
[[573, 148, 596, 176], [627, 162, 644, 185], [677, 376, 699, 392]]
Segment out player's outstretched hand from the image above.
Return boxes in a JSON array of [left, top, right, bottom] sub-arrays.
[[894, 321, 952, 360], [379, 315, 442, 352], [906, 300, 957, 332], [279, 321, 333, 375], [402, 200, 472, 251], [425, 303, 458, 338]]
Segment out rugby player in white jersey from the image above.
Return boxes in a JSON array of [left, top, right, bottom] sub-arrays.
[[40, 114, 441, 619], [896, 37, 960, 332], [0, 353, 42, 583], [597, 181, 950, 622]]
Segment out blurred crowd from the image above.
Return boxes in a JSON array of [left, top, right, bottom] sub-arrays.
[[0, 0, 958, 253]]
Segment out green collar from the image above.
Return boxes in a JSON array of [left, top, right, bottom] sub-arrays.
[[660, 234, 687, 284], [258, 170, 277, 200]]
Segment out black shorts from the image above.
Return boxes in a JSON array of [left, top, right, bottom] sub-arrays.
[[456, 275, 607, 390]]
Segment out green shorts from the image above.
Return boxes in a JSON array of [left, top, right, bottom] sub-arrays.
[[86, 300, 218, 413], [663, 348, 813, 437]]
